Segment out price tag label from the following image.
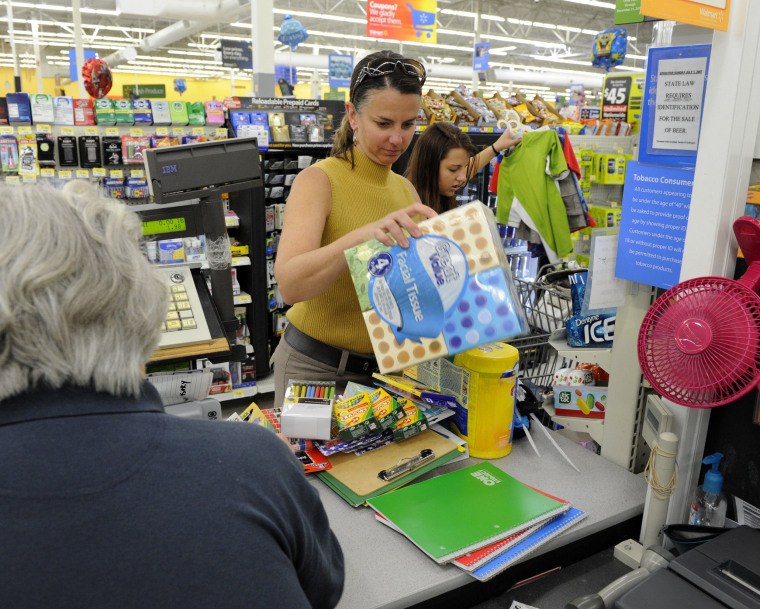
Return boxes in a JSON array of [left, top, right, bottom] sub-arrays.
[[36, 124, 52, 134], [92, 167, 107, 177], [192, 127, 204, 135], [17, 126, 32, 135], [130, 128, 143, 137], [76, 170, 90, 179], [215, 128, 228, 138], [40, 168, 56, 178], [21, 174, 37, 181], [155, 127, 169, 136], [172, 127, 185, 135], [110, 169, 124, 179], [58, 170, 72, 179], [0, 126, 14, 135], [84, 126, 99, 136], [5, 175, 20, 183], [131, 169, 145, 178], [105, 128, 119, 136], [232, 389, 245, 398], [60, 127, 75, 136]]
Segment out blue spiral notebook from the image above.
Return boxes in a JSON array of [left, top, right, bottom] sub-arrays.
[[461, 506, 587, 582]]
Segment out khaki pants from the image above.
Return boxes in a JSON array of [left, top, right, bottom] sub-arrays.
[[270, 337, 376, 408]]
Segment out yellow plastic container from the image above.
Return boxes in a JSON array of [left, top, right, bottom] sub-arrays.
[[452, 342, 519, 459]]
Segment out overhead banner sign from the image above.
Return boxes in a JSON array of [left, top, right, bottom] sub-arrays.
[[220, 40, 253, 70], [68, 49, 96, 82], [615, 0, 659, 24], [473, 42, 490, 72], [639, 44, 711, 167], [122, 84, 166, 99], [640, 0, 730, 31], [366, 0, 437, 44], [616, 161, 694, 290], [329, 54, 354, 88]]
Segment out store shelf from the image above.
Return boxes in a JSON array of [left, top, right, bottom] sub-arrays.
[[542, 399, 605, 445], [548, 328, 612, 371], [200, 256, 250, 270], [214, 385, 258, 402], [234, 290, 252, 305]]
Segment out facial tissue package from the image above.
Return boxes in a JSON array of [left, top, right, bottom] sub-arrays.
[[345, 201, 529, 373]]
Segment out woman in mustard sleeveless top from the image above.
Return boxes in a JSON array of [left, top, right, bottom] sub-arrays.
[[272, 50, 437, 405]]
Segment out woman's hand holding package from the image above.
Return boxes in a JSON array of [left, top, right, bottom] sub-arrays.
[[368, 202, 437, 248]]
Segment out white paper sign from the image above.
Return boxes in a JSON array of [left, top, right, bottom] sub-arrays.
[[652, 56, 707, 151], [587, 233, 627, 311]]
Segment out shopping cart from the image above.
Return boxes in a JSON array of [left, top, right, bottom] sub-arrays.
[[508, 266, 576, 394], [406, 3, 434, 38]]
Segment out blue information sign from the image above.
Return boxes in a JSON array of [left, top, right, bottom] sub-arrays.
[[615, 161, 694, 289], [473, 42, 490, 72], [68, 49, 96, 82], [329, 54, 353, 89], [639, 44, 711, 167]]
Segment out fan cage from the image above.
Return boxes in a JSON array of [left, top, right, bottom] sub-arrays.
[[638, 277, 760, 408]]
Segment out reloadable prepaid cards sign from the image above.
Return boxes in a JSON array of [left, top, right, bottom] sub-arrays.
[[366, 0, 437, 44], [616, 161, 694, 289]]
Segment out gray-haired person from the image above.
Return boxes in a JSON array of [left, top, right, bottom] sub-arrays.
[[0, 182, 344, 609]]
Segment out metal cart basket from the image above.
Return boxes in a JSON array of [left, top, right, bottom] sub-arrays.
[[508, 271, 575, 392]]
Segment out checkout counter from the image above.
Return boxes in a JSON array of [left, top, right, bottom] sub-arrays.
[[315, 428, 648, 609]]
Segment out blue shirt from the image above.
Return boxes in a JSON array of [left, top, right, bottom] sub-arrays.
[[0, 382, 344, 608]]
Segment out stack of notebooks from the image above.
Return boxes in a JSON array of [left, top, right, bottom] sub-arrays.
[[369, 462, 587, 582]]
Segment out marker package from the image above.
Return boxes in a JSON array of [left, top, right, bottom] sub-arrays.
[[53, 96, 75, 125], [36, 134, 56, 168], [78, 135, 102, 168], [18, 136, 38, 177], [57, 135, 79, 167], [73, 99, 95, 125], [0, 135, 19, 172], [102, 136, 123, 166], [6, 92, 31, 125], [113, 99, 134, 125]]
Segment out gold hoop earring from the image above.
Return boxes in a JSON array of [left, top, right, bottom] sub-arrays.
[[353, 130, 358, 146]]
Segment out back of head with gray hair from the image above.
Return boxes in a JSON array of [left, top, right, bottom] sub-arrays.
[[0, 181, 167, 401]]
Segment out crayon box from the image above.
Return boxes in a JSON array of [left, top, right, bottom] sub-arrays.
[[281, 379, 335, 440]]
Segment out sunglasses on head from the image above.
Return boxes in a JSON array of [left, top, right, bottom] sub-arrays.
[[350, 58, 427, 99]]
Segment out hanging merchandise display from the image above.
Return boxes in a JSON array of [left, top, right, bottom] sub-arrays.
[[591, 28, 628, 71], [81, 58, 113, 99], [278, 15, 309, 50]]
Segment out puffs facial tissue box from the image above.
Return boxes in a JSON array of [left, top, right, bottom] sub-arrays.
[[345, 201, 529, 373]]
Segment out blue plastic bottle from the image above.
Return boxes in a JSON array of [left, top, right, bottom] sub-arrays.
[[689, 452, 727, 527]]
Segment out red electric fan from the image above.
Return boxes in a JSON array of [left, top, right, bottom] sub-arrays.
[[637, 216, 760, 407]]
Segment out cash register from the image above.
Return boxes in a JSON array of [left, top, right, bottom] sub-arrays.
[[614, 526, 760, 609]]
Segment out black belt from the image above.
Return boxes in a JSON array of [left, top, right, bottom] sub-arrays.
[[284, 324, 378, 375]]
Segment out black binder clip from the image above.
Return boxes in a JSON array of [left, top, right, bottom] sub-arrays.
[[378, 449, 435, 481]]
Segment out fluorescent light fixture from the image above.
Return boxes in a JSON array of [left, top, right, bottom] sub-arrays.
[[271, 8, 366, 24], [563, 0, 616, 8], [9, 2, 120, 15], [484, 33, 567, 50], [440, 9, 477, 17]]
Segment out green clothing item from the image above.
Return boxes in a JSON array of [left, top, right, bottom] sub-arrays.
[[496, 130, 572, 260]]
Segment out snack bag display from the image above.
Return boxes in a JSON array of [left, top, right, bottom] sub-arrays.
[[345, 201, 529, 373]]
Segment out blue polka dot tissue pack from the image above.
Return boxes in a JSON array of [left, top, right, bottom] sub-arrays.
[[345, 201, 529, 373]]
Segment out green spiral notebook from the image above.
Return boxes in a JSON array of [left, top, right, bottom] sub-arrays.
[[367, 462, 570, 564]]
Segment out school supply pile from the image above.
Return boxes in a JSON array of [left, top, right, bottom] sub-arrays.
[[369, 462, 587, 581]]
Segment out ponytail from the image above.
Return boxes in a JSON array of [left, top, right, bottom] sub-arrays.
[[330, 113, 356, 166]]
